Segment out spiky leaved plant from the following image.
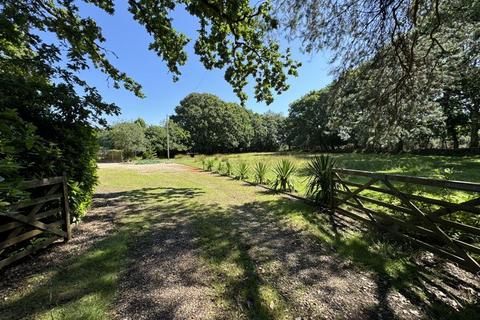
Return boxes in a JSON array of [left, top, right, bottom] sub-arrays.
[[206, 158, 215, 171], [237, 162, 249, 180], [200, 156, 207, 170], [253, 162, 268, 184], [271, 159, 296, 191], [216, 161, 224, 174], [225, 160, 232, 176], [304, 155, 336, 205]]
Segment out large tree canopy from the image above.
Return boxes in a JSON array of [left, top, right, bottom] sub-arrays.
[[1, 0, 299, 104], [172, 93, 255, 153], [277, 0, 479, 129], [0, 0, 299, 214]]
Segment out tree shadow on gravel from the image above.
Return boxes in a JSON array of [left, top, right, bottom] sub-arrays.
[[0, 187, 205, 320], [256, 197, 480, 320], [1, 186, 478, 320]]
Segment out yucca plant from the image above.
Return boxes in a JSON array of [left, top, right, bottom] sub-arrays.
[[216, 161, 224, 174], [206, 158, 215, 171], [271, 159, 296, 191], [253, 162, 269, 184], [304, 155, 336, 205], [200, 156, 207, 170], [236, 162, 249, 180], [225, 160, 232, 176]]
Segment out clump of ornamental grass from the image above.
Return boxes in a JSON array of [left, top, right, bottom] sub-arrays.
[[205, 158, 215, 171], [253, 162, 269, 184], [200, 156, 207, 170], [216, 161, 224, 174], [271, 159, 296, 192], [237, 162, 249, 180], [304, 155, 336, 205], [225, 160, 232, 176]]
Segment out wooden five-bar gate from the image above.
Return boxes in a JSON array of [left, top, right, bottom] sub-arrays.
[[332, 168, 480, 273], [0, 174, 71, 269]]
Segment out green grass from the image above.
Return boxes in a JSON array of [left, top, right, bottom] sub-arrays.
[[176, 151, 480, 191], [2, 162, 478, 319], [176, 152, 480, 240]]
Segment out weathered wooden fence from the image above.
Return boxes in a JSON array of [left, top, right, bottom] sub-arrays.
[[0, 174, 71, 269], [332, 168, 480, 273]]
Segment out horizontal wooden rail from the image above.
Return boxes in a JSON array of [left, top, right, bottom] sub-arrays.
[[333, 168, 480, 273], [20, 176, 63, 189], [0, 174, 71, 269], [335, 168, 480, 192]]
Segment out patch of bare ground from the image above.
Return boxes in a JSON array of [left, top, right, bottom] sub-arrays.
[[228, 201, 423, 319], [1, 164, 478, 319], [98, 162, 199, 174], [111, 201, 218, 320]]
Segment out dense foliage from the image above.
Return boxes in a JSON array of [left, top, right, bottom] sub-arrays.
[[100, 119, 191, 159], [277, 0, 480, 151], [0, 0, 298, 216], [305, 155, 336, 205], [133, 93, 286, 155]]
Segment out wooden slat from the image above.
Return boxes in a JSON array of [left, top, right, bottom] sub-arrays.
[[334, 177, 378, 206], [20, 177, 63, 189], [10, 193, 62, 210], [336, 189, 413, 215], [337, 196, 480, 270], [427, 197, 480, 218], [381, 178, 480, 271], [0, 208, 60, 233], [334, 168, 480, 192], [433, 218, 480, 236], [336, 205, 476, 269], [62, 172, 72, 241], [0, 237, 58, 269], [0, 184, 61, 256], [7, 214, 66, 238], [336, 180, 480, 215], [340, 200, 480, 255], [335, 206, 372, 224], [0, 221, 63, 250], [341, 200, 438, 239]]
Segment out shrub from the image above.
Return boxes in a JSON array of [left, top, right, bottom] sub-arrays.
[[253, 162, 268, 184], [271, 159, 296, 191], [225, 160, 232, 176], [304, 155, 336, 205], [199, 155, 207, 169], [206, 158, 215, 171], [237, 162, 249, 180], [216, 161, 224, 174]]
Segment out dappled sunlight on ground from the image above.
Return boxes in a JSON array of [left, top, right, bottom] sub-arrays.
[[1, 163, 478, 319]]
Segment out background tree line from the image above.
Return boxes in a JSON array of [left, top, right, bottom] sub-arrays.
[[0, 0, 297, 217], [103, 73, 479, 158], [2, 0, 477, 219], [99, 93, 286, 159]]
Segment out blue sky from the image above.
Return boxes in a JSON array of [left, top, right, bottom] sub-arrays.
[[77, 2, 333, 125]]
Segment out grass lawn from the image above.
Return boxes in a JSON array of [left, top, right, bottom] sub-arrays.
[[176, 152, 480, 217], [175, 151, 480, 188], [0, 162, 478, 319]]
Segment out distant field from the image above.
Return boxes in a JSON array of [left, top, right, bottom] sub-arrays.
[[175, 152, 480, 193]]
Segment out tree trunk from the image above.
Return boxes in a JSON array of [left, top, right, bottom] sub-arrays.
[[469, 107, 479, 148], [447, 125, 459, 149], [394, 139, 404, 153]]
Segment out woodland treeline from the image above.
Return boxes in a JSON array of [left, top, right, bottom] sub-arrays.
[[101, 76, 479, 158], [1, 0, 478, 218]]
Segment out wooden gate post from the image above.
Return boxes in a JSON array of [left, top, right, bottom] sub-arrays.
[[62, 172, 72, 241], [329, 173, 335, 210]]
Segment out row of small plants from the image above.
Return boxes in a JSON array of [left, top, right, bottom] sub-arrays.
[[200, 155, 336, 205]]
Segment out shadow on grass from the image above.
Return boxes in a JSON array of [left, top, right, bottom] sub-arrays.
[[1, 185, 478, 319], [258, 197, 480, 320]]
